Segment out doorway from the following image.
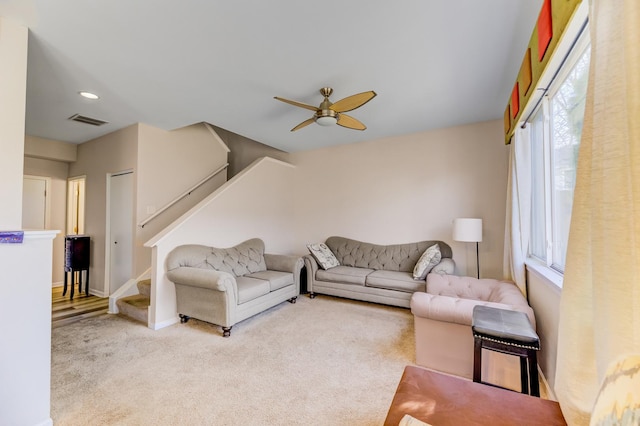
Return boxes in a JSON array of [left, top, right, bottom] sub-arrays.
[[66, 176, 86, 235], [106, 170, 134, 296]]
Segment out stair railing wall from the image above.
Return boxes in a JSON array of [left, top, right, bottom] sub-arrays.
[[139, 162, 229, 229]]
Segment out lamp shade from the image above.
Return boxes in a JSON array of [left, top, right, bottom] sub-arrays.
[[453, 218, 483, 242]]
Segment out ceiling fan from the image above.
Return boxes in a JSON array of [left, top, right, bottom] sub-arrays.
[[274, 87, 377, 132]]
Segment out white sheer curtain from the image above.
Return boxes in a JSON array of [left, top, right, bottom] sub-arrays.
[[555, 0, 640, 424], [503, 126, 531, 295]]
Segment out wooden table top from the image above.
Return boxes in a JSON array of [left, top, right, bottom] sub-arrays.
[[384, 366, 566, 426]]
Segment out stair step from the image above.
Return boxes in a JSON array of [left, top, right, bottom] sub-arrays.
[[116, 294, 150, 324], [137, 278, 151, 297]]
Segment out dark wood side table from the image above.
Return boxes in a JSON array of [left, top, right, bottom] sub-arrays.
[[472, 305, 541, 396], [63, 235, 90, 299], [384, 365, 565, 426]]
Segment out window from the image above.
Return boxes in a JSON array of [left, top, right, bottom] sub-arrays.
[[529, 32, 591, 273]]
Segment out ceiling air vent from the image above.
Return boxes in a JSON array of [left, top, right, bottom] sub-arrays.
[[68, 114, 108, 126]]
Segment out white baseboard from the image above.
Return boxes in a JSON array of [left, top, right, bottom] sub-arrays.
[[34, 417, 53, 426], [89, 289, 106, 298], [150, 316, 179, 330], [52, 281, 63, 288], [538, 367, 557, 400]]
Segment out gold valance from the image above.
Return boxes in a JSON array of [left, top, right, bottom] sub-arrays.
[[504, 0, 583, 144]]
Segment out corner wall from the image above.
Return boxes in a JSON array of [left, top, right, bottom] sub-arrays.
[[0, 17, 28, 228], [212, 125, 290, 177], [135, 123, 229, 277], [68, 125, 139, 295]]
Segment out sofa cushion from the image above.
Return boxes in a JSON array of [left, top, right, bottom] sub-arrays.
[[366, 270, 426, 293], [316, 266, 374, 285], [307, 243, 340, 270], [413, 244, 442, 280], [432, 258, 455, 275], [166, 238, 267, 277], [325, 236, 452, 272], [247, 270, 293, 292], [427, 274, 501, 301], [235, 276, 271, 304]]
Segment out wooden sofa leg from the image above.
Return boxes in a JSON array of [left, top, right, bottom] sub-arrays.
[[222, 326, 232, 337], [287, 296, 297, 304], [179, 314, 190, 324], [309, 292, 316, 299]]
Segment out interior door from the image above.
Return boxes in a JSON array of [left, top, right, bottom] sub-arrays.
[[108, 171, 134, 295], [22, 176, 47, 229]]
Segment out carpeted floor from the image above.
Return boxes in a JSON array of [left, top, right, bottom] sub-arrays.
[[51, 294, 415, 425]]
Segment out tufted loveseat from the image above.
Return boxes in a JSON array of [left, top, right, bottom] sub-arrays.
[[166, 238, 303, 337], [304, 236, 455, 308]]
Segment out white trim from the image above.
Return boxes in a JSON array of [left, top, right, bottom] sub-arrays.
[[526, 257, 563, 289], [32, 418, 53, 426], [538, 367, 557, 401], [23, 174, 52, 229], [21, 229, 59, 240], [104, 169, 134, 297], [149, 316, 179, 330], [108, 268, 151, 314], [66, 175, 86, 235], [89, 288, 107, 298]]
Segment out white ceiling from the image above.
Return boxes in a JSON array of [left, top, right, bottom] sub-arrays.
[[1, 0, 542, 152]]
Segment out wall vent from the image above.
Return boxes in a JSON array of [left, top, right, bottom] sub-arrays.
[[68, 114, 108, 126]]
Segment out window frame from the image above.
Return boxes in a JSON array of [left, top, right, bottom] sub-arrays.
[[524, 12, 591, 282]]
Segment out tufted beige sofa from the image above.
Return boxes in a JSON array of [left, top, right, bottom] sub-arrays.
[[166, 238, 303, 337], [411, 274, 535, 386], [304, 236, 455, 308]]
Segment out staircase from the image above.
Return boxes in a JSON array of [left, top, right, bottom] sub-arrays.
[[116, 279, 150, 323]]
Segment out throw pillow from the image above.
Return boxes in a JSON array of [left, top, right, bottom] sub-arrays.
[[307, 243, 340, 270], [413, 243, 441, 280]]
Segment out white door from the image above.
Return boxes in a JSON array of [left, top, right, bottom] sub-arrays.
[[108, 171, 134, 295], [22, 176, 48, 229]]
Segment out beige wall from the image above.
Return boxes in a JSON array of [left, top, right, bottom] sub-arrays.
[[69, 125, 138, 296], [527, 266, 562, 393], [135, 122, 229, 276], [24, 156, 69, 284], [290, 119, 510, 278], [0, 17, 28, 229], [0, 17, 54, 426], [25, 134, 77, 162], [213, 125, 290, 177]]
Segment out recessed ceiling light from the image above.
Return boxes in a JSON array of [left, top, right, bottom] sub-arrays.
[[78, 91, 99, 100]]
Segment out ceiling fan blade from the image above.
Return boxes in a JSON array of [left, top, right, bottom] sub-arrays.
[[330, 91, 377, 113], [336, 114, 366, 131], [290, 117, 315, 132], [274, 96, 319, 112]]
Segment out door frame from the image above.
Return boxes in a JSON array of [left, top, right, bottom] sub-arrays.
[[66, 175, 86, 235], [104, 169, 134, 296]]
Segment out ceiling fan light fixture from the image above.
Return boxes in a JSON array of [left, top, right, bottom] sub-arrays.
[[316, 116, 337, 126]]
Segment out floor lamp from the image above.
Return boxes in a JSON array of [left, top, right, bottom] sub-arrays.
[[453, 218, 483, 278]]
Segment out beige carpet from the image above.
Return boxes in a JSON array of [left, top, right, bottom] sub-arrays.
[[51, 294, 415, 425]]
